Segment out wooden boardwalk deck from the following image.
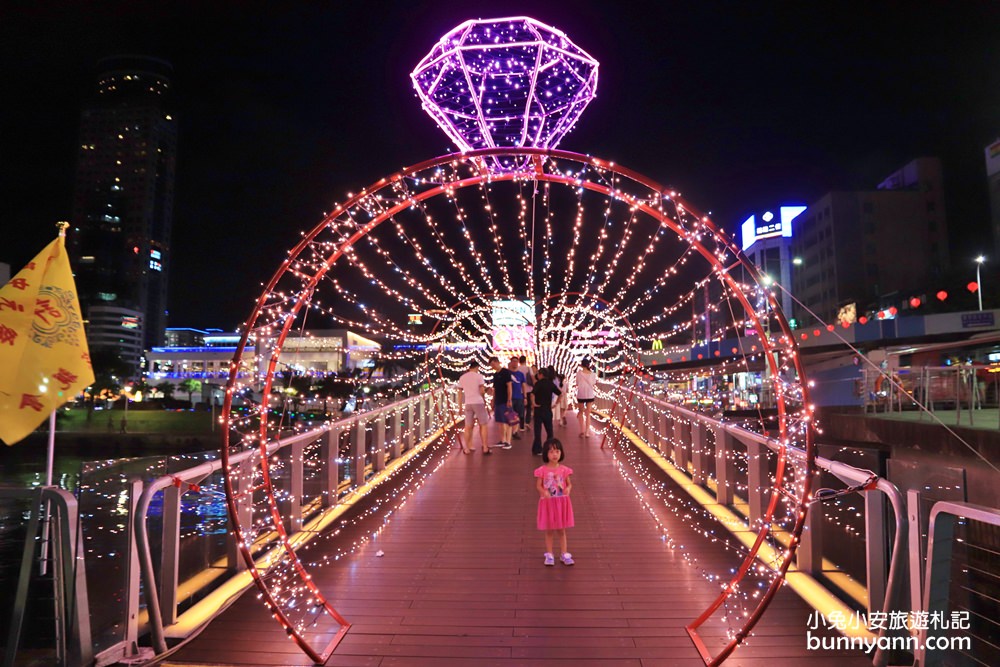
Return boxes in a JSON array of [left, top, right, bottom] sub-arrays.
[[164, 415, 870, 667]]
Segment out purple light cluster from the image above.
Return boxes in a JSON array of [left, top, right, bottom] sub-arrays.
[[411, 17, 598, 169]]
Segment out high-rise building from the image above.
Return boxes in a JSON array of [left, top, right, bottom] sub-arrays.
[[791, 157, 948, 325], [69, 55, 177, 372], [986, 138, 1000, 262]]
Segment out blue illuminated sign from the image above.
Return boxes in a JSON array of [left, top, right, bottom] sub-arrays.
[[740, 205, 807, 250]]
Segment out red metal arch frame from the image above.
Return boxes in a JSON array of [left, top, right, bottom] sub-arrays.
[[219, 146, 815, 664]]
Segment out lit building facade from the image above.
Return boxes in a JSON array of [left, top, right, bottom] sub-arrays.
[[87, 305, 145, 370], [791, 157, 948, 325], [70, 55, 177, 367], [146, 328, 380, 404]]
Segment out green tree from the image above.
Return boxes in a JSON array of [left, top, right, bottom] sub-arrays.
[[178, 379, 202, 405], [155, 381, 176, 399]]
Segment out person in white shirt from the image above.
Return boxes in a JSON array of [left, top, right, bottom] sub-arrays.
[[575, 360, 597, 437], [457, 359, 489, 454]]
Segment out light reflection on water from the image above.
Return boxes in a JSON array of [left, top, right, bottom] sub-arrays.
[[0, 446, 230, 654]]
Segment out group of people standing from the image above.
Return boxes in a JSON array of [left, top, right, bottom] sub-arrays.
[[455, 356, 596, 567], [456, 356, 598, 455]]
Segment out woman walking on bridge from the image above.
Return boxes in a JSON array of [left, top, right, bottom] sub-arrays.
[[535, 439, 575, 566]]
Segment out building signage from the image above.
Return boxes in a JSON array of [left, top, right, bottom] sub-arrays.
[[740, 205, 807, 250], [961, 312, 995, 328]]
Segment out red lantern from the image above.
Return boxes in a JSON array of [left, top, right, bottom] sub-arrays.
[[937, 290, 948, 301], [859, 316, 868, 324], [841, 320, 850, 328], [801, 333, 808, 340], [889, 306, 898, 316], [909, 297, 921, 308], [968, 281, 980, 293], [826, 324, 835, 332]]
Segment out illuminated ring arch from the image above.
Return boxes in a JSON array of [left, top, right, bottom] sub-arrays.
[[220, 146, 815, 665]]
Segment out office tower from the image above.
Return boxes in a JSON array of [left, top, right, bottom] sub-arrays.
[[70, 55, 177, 371], [791, 157, 949, 325]]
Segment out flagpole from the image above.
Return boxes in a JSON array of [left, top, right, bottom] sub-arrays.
[[41, 222, 70, 576]]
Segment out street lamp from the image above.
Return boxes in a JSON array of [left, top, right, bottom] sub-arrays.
[[976, 256, 986, 311]]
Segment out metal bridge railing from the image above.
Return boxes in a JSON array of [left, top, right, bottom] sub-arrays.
[[122, 387, 454, 664], [599, 381, 909, 666]]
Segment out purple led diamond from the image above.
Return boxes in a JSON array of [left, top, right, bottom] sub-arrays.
[[411, 17, 599, 169]]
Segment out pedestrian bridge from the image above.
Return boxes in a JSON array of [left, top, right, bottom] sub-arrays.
[[7, 380, 995, 667]]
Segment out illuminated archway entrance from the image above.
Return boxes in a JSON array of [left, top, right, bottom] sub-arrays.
[[219, 147, 815, 664]]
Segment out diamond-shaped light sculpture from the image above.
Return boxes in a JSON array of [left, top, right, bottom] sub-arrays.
[[411, 16, 599, 171]]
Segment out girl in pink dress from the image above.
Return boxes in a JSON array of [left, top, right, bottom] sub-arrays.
[[534, 439, 575, 566]]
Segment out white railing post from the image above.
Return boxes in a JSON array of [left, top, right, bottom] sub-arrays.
[[391, 408, 402, 459], [865, 490, 889, 616], [352, 416, 366, 488], [690, 420, 708, 486], [124, 477, 144, 656], [160, 485, 183, 625], [796, 469, 823, 575], [373, 412, 386, 472], [320, 425, 341, 508], [673, 417, 690, 472], [745, 440, 768, 527], [227, 456, 254, 571], [659, 409, 670, 458], [907, 489, 925, 616], [279, 440, 305, 533], [407, 400, 416, 450], [713, 427, 736, 506]]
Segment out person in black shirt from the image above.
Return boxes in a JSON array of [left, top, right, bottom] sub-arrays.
[[531, 368, 562, 455], [489, 356, 513, 448]]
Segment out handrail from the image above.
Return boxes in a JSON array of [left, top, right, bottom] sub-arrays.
[[917, 501, 1000, 667], [134, 389, 439, 655], [0, 486, 92, 667], [607, 382, 907, 666]]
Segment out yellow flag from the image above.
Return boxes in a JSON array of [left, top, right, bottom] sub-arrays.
[[0, 230, 94, 445]]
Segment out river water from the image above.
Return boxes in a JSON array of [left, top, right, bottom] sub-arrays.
[[0, 437, 228, 654]]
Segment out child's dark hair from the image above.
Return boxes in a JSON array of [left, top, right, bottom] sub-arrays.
[[543, 438, 565, 462]]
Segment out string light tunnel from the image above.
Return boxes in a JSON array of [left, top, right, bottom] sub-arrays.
[[219, 17, 816, 666]]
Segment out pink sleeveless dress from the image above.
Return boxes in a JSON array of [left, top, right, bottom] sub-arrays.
[[535, 464, 575, 530]]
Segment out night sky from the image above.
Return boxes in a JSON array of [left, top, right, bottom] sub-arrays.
[[2, 1, 998, 329]]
